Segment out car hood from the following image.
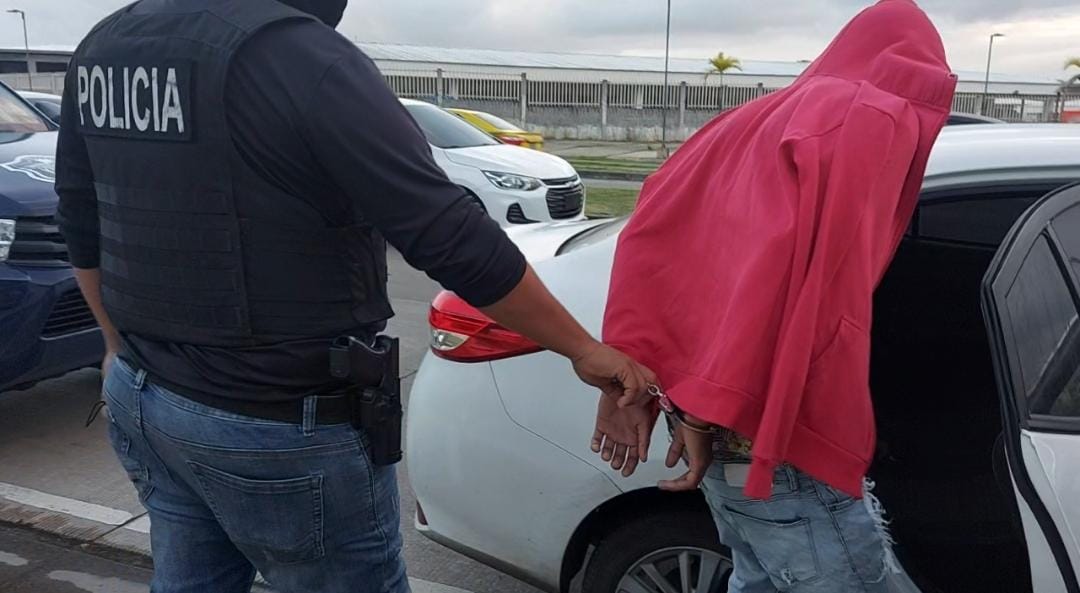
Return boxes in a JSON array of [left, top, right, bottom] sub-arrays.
[[444, 144, 575, 180], [504, 218, 609, 262], [0, 131, 60, 218]]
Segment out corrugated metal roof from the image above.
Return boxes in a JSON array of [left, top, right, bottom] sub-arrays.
[[6, 42, 1060, 86], [358, 42, 1061, 86], [359, 42, 807, 76], [3, 45, 77, 54]]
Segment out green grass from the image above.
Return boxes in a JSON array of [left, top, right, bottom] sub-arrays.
[[567, 157, 661, 178], [585, 186, 640, 218]]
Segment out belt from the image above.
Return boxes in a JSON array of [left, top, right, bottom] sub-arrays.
[[141, 371, 360, 426], [218, 392, 356, 425]]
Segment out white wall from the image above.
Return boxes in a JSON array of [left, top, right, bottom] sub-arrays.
[[1, 72, 64, 94]]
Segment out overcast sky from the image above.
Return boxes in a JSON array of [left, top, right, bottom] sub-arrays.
[[6, 1, 1079, 79]]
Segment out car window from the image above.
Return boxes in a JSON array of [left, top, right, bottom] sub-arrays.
[[919, 193, 1042, 246], [1006, 235, 1078, 404], [403, 103, 500, 149], [1053, 199, 1080, 282], [474, 112, 523, 132], [0, 87, 49, 133], [32, 100, 61, 123], [1034, 201, 1080, 418], [1048, 349, 1080, 417]]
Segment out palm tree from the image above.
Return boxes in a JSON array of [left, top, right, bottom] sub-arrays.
[[1063, 57, 1080, 92], [705, 52, 742, 109], [705, 52, 742, 86]]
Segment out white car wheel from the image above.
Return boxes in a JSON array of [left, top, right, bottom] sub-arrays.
[[617, 547, 732, 593], [582, 510, 733, 593]]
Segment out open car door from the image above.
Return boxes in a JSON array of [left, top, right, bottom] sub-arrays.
[[982, 182, 1080, 593]]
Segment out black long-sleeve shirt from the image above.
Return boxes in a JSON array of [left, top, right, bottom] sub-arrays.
[[55, 20, 526, 403]]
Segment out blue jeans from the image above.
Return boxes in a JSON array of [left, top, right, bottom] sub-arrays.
[[103, 358, 409, 593], [700, 463, 889, 593]]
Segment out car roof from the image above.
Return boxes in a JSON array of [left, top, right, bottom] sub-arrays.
[[947, 112, 1003, 124], [924, 124, 1080, 186], [399, 98, 431, 107], [17, 90, 61, 101]]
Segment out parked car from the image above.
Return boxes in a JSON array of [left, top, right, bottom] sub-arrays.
[[446, 107, 545, 150], [17, 91, 62, 126], [947, 112, 1005, 125], [401, 99, 582, 225], [407, 124, 1080, 593], [0, 83, 102, 392]]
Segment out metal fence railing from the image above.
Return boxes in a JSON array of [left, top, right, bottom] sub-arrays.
[[3, 69, 1073, 130]]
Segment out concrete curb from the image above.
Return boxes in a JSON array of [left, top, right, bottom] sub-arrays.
[[0, 494, 474, 593], [0, 496, 153, 565], [577, 171, 649, 182]]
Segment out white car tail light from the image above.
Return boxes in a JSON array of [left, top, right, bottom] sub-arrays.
[[429, 291, 542, 363]]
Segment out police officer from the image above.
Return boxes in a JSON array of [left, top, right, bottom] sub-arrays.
[[55, 1, 657, 591]]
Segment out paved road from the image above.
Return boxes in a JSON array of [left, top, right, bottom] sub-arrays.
[[0, 524, 471, 593], [0, 250, 542, 593], [0, 524, 159, 593]]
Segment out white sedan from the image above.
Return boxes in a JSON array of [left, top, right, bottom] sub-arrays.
[[407, 124, 1080, 593], [400, 99, 585, 226]]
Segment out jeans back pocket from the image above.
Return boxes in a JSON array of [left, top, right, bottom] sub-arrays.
[[188, 461, 325, 565], [722, 505, 821, 589]]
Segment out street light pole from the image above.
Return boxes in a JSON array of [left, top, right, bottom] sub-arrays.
[[659, 0, 672, 159], [982, 33, 1004, 116], [6, 9, 31, 91]]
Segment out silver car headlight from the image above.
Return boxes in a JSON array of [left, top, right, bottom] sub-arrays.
[[0, 219, 14, 261], [483, 171, 543, 192]]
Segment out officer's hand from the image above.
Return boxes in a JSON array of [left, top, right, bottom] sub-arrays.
[[102, 350, 118, 381], [571, 342, 657, 407]]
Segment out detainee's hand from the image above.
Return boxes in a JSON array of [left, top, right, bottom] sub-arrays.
[[592, 396, 659, 477], [571, 342, 657, 407], [659, 419, 713, 492]]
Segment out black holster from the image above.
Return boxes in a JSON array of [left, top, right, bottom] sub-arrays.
[[329, 335, 403, 466]]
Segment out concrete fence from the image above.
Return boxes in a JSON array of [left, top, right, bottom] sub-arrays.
[[2, 72, 66, 94], [6, 69, 1076, 142], [385, 68, 1078, 142]]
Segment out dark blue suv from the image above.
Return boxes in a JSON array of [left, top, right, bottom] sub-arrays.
[[0, 83, 102, 392]]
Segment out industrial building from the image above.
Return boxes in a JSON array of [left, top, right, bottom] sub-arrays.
[[3, 43, 1074, 140]]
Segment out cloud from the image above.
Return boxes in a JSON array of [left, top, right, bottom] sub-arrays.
[[5, 0, 1078, 77], [344, 0, 1079, 76]]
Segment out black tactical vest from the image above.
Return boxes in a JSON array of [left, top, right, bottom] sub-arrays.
[[72, 0, 391, 347]]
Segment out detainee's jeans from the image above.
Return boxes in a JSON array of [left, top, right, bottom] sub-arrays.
[[700, 463, 890, 593], [103, 357, 409, 593]]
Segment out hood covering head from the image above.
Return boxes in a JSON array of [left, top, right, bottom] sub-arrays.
[[800, 0, 951, 100], [277, 0, 347, 27]]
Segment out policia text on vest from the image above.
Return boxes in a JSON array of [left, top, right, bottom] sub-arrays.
[[75, 62, 190, 140]]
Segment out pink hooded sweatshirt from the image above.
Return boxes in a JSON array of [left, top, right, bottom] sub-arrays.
[[603, 0, 956, 498]]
